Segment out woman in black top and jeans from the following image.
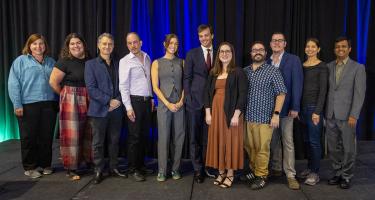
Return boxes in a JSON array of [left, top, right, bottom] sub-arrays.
[[299, 38, 328, 186]]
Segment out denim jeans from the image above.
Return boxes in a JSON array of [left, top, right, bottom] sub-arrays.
[[301, 106, 322, 173]]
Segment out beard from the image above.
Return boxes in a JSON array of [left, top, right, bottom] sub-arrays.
[[252, 54, 265, 63]]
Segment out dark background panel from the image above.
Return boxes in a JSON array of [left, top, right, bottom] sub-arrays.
[[1, 0, 374, 145]]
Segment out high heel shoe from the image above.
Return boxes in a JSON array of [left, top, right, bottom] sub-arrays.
[[214, 173, 226, 185], [220, 176, 234, 188]]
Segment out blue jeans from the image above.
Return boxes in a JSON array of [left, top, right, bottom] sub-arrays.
[[301, 106, 322, 173]]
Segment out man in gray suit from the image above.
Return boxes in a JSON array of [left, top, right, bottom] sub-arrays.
[[326, 36, 366, 189]]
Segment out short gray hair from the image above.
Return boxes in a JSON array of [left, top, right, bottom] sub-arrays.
[[97, 33, 114, 44]]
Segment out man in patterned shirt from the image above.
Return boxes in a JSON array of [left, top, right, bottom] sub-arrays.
[[243, 41, 287, 190]]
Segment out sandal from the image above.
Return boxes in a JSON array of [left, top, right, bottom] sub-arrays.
[[214, 173, 226, 185], [67, 170, 81, 181], [220, 176, 234, 188]]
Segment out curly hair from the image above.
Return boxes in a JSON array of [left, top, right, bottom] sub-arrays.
[[59, 33, 90, 59]]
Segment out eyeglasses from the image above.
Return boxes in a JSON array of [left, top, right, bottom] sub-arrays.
[[251, 48, 265, 53], [219, 50, 232, 54], [271, 39, 285, 43]]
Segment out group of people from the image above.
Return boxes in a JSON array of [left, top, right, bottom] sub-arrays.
[[8, 24, 366, 191]]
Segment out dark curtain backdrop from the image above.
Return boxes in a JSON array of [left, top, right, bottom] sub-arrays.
[[1, 0, 374, 156]]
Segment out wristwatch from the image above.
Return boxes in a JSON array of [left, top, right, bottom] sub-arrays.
[[274, 111, 280, 115]]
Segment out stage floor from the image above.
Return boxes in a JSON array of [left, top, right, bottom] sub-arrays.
[[0, 139, 374, 200]]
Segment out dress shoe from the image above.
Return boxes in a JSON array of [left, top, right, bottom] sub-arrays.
[[132, 171, 145, 182], [194, 171, 205, 183], [328, 176, 341, 185], [93, 172, 103, 184], [340, 178, 351, 189], [110, 169, 128, 178]]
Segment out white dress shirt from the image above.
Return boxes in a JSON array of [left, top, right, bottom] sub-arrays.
[[201, 45, 213, 65], [271, 51, 284, 68], [119, 51, 152, 111]]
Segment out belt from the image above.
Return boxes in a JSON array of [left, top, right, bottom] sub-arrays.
[[130, 95, 151, 102]]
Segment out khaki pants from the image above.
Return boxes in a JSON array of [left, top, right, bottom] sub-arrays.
[[244, 122, 273, 177]]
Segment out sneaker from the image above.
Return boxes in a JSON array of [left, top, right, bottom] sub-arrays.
[[24, 170, 42, 179], [250, 176, 267, 190], [157, 173, 166, 182], [298, 169, 311, 179], [287, 177, 300, 190], [245, 170, 256, 184], [305, 173, 320, 186], [42, 167, 53, 175], [171, 171, 182, 180]]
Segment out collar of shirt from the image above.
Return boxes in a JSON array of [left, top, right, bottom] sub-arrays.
[[336, 56, 349, 65], [249, 62, 267, 71], [128, 51, 150, 65], [271, 51, 284, 66], [27, 54, 46, 64], [201, 45, 213, 52], [98, 55, 113, 66], [201, 45, 213, 63]]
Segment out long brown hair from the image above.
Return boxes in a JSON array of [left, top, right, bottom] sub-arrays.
[[59, 33, 90, 59], [22, 33, 49, 56], [210, 42, 236, 76]]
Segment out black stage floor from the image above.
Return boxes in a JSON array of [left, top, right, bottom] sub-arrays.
[[0, 139, 374, 200]]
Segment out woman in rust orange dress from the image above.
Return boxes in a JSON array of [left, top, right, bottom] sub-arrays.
[[204, 42, 248, 188]]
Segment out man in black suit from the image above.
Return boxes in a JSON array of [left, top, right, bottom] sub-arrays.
[[183, 24, 215, 183]]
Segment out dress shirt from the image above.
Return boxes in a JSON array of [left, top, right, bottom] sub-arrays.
[[271, 51, 284, 68], [335, 57, 349, 84], [8, 54, 57, 109], [119, 51, 152, 111], [201, 45, 213, 65], [244, 63, 287, 124]]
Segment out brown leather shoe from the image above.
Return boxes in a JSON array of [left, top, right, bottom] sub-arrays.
[[288, 177, 300, 190]]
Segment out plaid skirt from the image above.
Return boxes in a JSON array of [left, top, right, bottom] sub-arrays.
[[59, 86, 92, 170]]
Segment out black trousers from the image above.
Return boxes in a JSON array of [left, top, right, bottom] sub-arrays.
[[127, 97, 151, 172], [17, 101, 58, 170], [90, 107, 124, 172], [186, 108, 208, 173]]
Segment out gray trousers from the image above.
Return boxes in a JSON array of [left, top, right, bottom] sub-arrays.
[[157, 91, 185, 174], [270, 116, 296, 178], [326, 117, 356, 180], [90, 107, 123, 172]]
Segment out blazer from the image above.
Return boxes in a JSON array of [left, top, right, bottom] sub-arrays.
[[325, 58, 366, 120], [204, 67, 248, 128], [85, 57, 122, 117], [183, 47, 216, 111], [267, 52, 303, 117]]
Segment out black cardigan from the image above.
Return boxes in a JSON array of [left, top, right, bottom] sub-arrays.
[[203, 67, 248, 128]]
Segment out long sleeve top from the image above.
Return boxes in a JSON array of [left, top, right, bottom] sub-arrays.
[[8, 54, 56, 109], [301, 62, 328, 114], [119, 51, 152, 111]]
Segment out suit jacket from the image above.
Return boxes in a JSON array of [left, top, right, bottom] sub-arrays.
[[183, 47, 216, 111], [85, 57, 122, 117], [204, 67, 248, 128], [326, 58, 366, 120], [267, 52, 303, 117]]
